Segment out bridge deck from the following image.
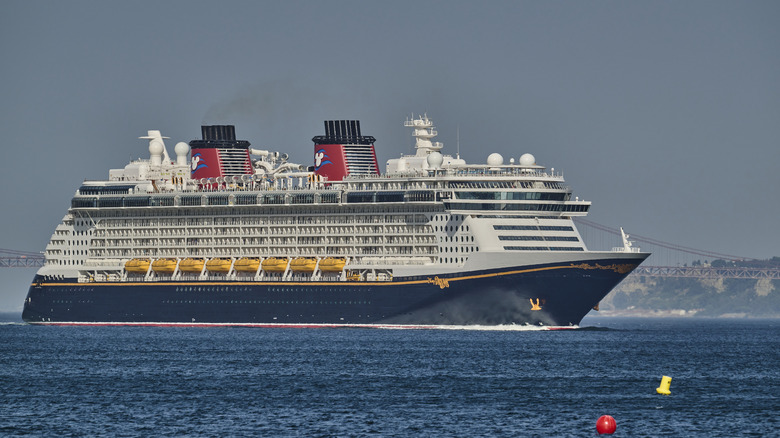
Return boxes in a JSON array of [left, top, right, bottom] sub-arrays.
[[631, 266, 780, 280]]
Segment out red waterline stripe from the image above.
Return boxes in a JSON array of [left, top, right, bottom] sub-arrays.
[[28, 321, 578, 330]]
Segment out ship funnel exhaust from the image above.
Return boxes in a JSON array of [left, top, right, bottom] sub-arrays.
[[312, 120, 378, 181], [189, 125, 252, 181]]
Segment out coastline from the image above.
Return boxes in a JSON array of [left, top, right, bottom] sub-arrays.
[[590, 309, 780, 318]]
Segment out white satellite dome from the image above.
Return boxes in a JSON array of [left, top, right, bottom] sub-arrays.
[[149, 139, 165, 166], [447, 157, 466, 167], [149, 139, 164, 155], [174, 142, 190, 166], [487, 153, 504, 166], [174, 141, 190, 156], [426, 152, 444, 168], [519, 153, 536, 166]]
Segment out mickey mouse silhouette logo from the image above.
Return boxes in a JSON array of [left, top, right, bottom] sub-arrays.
[[191, 153, 208, 174], [314, 149, 332, 170]]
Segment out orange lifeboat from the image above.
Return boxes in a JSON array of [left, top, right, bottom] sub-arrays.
[[234, 258, 261, 272], [206, 258, 232, 273], [125, 259, 150, 274], [179, 258, 205, 273], [261, 257, 289, 273], [152, 258, 177, 274], [319, 257, 346, 272], [290, 257, 317, 273]]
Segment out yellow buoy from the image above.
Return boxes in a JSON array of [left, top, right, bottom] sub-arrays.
[[656, 375, 672, 395]]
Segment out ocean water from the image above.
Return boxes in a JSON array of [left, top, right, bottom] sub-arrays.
[[0, 317, 778, 437]]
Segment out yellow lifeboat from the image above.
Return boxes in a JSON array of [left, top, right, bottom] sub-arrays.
[[234, 257, 261, 272], [290, 257, 317, 273], [179, 258, 205, 273], [125, 258, 150, 274], [152, 258, 177, 274], [319, 257, 346, 272], [206, 258, 232, 273], [261, 257, 289, 273]]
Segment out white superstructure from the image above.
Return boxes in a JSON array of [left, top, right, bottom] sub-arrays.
[[38, 115, 637, 286]]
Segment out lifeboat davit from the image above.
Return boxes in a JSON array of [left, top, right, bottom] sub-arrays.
[[179, 258, 205, 273], [261, 257, 289, 273], [152, 258, 177, 274], [206, 258, 232, 273], [234, 257, 261, 272], [290, 257, 317, 273], [125, 258, 150, 274], [319, 257, 346, 272]]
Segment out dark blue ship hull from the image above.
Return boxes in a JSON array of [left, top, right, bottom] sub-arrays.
[[22, 258, 644, 327]]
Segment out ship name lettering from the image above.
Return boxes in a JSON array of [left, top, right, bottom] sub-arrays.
[[427, 276, 450, 289]]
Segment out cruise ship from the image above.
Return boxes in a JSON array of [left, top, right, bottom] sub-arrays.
[[22, 115, 649, 327]]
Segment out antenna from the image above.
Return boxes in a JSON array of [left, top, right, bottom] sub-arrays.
[[456, 125, 460, 159]]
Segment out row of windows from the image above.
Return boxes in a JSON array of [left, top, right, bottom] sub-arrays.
[[173, 286, 374, 293], [50, 260, 84, 266], [503, 246, 585, 251], [436, 226, 471, 233], [449, 181, 565, 190], [493, 225, 574, 231], [498, 236, 579, 241], [175, 286, 251, 292], [73, 201, 444, 217], [456, 191, 567, 201], [78, 185, 135, 195], [48, 286, 381, 295], [475, 215, 565, 219], [161, 300, 370, 305], [346, 191, 435, 203], [96, 213, 431, 228], [441, 235, 474, 243], [181, 196, 204, 206], [74, 194, 325, 208], [75, 191, 448, 209], [446, 203, 589, 212], [208, 196, 230, 206], [442, 245, 476, 252], [448, 181, 515, 189], [439, 257, 467, 264], [62, 249, 89, 255]]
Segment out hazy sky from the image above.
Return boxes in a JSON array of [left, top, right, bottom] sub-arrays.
[[1, 1, 778, 311]]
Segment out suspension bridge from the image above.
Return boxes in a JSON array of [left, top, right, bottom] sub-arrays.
[[574, 218, 780, 280], [0, 249, 44, 268], [2, 220, 778, 280]]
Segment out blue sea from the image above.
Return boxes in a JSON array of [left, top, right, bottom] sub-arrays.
[[1, 316, 778, 437]]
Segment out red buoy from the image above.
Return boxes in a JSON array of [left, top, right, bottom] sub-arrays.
[[596, 415, 617, 434]]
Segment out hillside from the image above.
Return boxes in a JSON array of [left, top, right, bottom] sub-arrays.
[[599, 257, 780, 317]]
